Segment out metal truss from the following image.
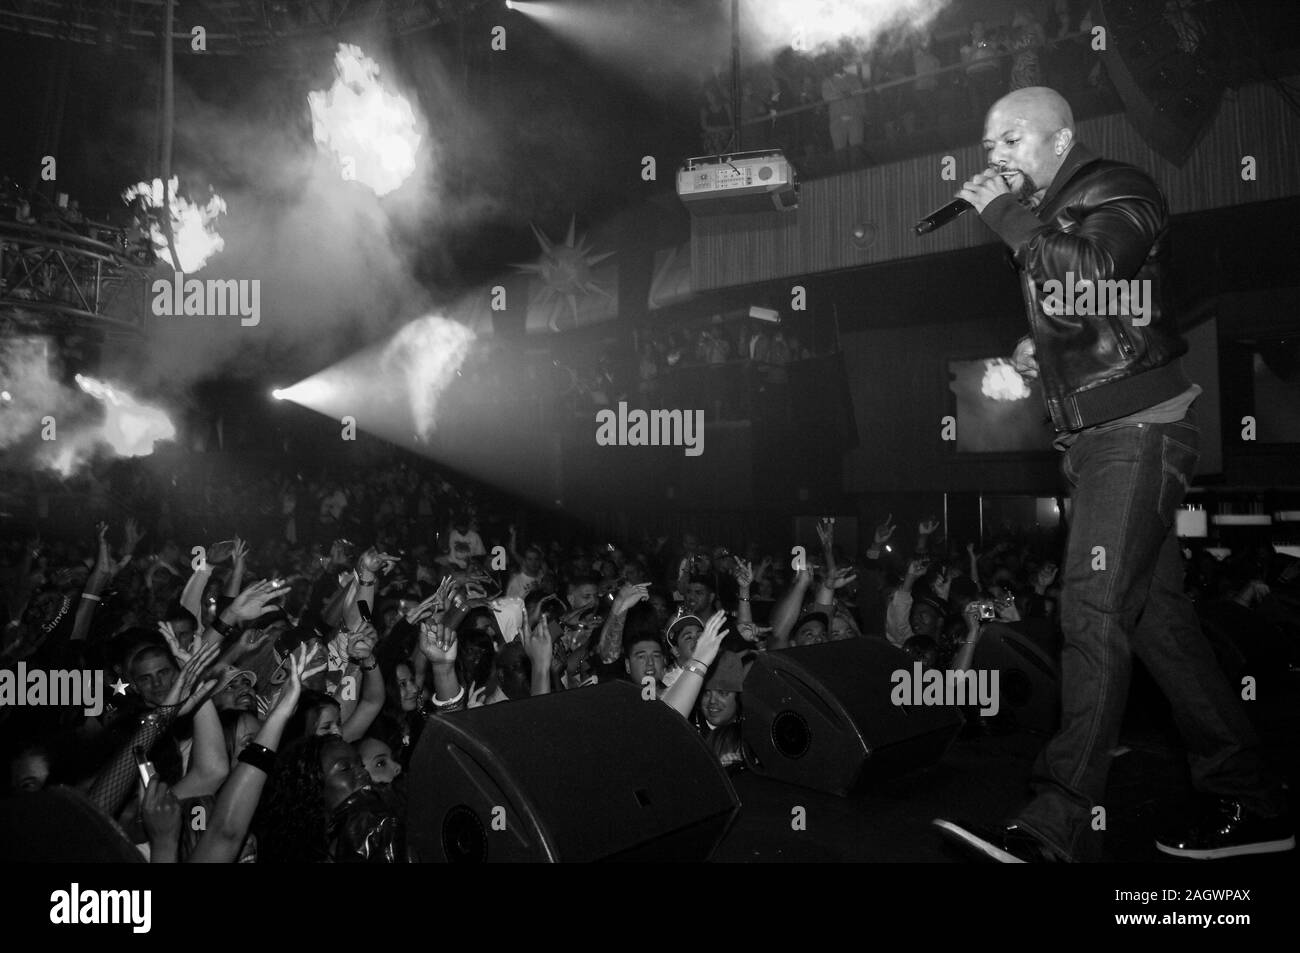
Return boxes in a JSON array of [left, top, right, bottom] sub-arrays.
[[0, 217, 152, 340], [0, 0, 492, 54]]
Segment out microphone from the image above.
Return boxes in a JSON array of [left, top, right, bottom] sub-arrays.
[[913, 198, 971, 235], [914, 165, 1003, 235]]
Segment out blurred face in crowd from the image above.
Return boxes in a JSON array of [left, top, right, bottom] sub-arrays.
[[625, 638, 666, 686], [214, 671, 257, 713], [395, 663, 420, 712], [647, 593, 672, 628], [225, 712, 261, 762], [909, 603, 943, 639], [10, 750, 51, 793], [685, 583, 712, 616], [671, 622, 702, 665], [358, 738, 401, 785], [320, 739, 369, 810], [523, 548, 543, 577], [309, 702, 342, 737], [830, 614, 855, 641], [793, 618, 827, 647], [700, 689, 738, 728], [129, 648, 178, 708], [568, 583, 598, 611]]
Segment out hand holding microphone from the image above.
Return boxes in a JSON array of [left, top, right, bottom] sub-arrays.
[[915, 165, 1013, 234]]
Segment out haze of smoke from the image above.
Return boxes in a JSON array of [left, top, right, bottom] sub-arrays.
[[106, 38, 504, 396]]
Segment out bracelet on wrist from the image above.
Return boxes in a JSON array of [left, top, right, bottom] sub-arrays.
[[237, 742, 277, 775], [211, 616, 237, 638], [80, 593, 101, 602]]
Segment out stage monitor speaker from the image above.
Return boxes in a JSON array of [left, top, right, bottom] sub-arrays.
[[0, 786, 145, 862], [968, 622, 1061, 735], [1097, 0, 1228, 165], [407, 681, 739, 862], [742, 639, 962, 796]]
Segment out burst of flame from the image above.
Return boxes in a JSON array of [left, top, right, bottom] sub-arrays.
[[753, 0, 947, 53], [981, 359, 1031, 401], [123, 176, 227, 273], [74, 374, 176, 457], [381, 315, 475, 440], [309, 44, 421, 197]]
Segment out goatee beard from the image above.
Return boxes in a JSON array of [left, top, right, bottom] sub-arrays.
[[1015, 171, 1041, 207]]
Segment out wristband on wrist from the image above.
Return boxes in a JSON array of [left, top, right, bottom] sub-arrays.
[[237, 742, 277, 774], [80, 593, 101, 602], [684, 659, 710, 678], [350, 657, 377, 671], [211, 616, 237, 638]]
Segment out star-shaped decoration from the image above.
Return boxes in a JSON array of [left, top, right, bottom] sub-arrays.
[[513, 216, 615, 332], [111, 678, 130, 696]]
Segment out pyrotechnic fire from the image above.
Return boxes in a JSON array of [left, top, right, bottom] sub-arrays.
[[381, 316, 475, 440], [123, 176, 227, 273], [309, 43, 421, 197], [74, 374, 176, 457], [981, 359, 1031, 402], [750, 0, 947, 53]]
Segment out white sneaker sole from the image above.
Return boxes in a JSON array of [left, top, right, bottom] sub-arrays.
[[1155, 835, 1296, 860], [932, 819, 1027, 863]]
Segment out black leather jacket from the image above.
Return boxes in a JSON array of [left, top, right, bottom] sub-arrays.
[[981, 142, 1191, 432]]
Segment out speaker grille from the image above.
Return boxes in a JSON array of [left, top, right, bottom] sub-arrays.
[[771, 709, 811, 758], [442, 805, 488, 863]]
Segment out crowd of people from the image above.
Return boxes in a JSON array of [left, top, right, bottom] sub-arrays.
[[3, 449, 1296, 861], [698, 2, 1104, 170]]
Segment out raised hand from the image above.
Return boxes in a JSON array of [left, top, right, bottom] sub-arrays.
[[270, 644, 312, 720], [418, 620, 458, 666], [90, 522, 113, 582], [521, 614, 552, 669], [874, 514, 896, 547], [226, 579, 290, 623], [933, 569, 953, 602], [345, 622, 378, 661], [693, 610, 730, 668], [357, 547, 399, 576], [164, 641, 222, 716], [612, 582, 649, 616], [732, 557, 753, 589], [231, 537, 249, 566], [827, 567, 858, 590], [735, 621, 761, 643], [918, 516, 940, 536], [122, 517, 144, 557], [815, 517, 835, 553], [159, 621, 203, 665], [1035, 562, 1059, 591], [140, 776, 182, 847], [233, 625, 273, 658]]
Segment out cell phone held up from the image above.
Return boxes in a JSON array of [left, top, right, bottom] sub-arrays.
[[134, 746, 156, 789]]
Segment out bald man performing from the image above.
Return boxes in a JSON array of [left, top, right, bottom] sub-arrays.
[[933, 87, 1293, 862]]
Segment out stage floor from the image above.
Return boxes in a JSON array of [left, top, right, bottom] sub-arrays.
[[714, 670, 1300, 863]]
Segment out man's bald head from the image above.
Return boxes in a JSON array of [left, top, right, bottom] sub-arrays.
[[988, 86, 1074, 138], [982, 86, 1077, 206]]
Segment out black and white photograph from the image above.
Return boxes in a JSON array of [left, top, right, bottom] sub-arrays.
[[1, 0, 1298, 929]]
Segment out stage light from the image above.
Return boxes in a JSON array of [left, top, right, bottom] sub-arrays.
[[505, 1, 515, 8], [0, 391, 10, 402], [271, 388, 284, 400]]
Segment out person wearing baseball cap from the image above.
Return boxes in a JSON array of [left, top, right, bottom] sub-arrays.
[[661, 611, 704, 689]]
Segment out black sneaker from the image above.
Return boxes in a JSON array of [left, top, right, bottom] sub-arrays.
[[1155, 800, 1295, 860], [932, 818, 1062, 863]]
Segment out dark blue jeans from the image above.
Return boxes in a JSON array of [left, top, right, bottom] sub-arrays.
[[1015, 407, 1286, 861]]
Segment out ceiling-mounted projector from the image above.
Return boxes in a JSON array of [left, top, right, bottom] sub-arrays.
[[676, 149, 798, 215]]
